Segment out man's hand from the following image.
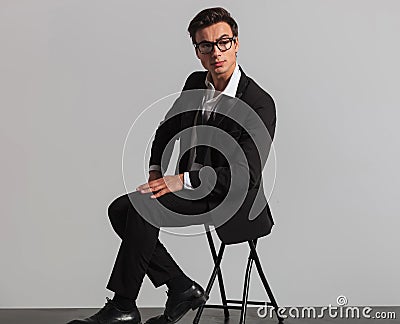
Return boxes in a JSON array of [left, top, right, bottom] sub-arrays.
[[137, 174, 184, 199]]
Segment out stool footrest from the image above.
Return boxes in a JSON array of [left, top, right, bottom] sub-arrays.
[[225, 299, 273, 306], [203, 304, 242, 310], [203, 300, 273, 310]]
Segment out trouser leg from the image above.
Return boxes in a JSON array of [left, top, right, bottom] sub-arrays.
[[107, 193, 184, 288], [106, 191, 209, 299]]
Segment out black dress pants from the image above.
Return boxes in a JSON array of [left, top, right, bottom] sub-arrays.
[[106, 190, 210, 300]]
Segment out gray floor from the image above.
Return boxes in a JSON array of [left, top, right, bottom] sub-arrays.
[[0, 307, 398, 324]]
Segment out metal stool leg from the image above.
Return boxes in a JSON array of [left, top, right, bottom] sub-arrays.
[[239, 240, 257, 324], [193, 243, 225, 324], [248, 241, 284, 323], [205, 227, 229, 319]]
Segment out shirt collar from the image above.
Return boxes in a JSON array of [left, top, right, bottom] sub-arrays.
[[204, 63, 241, 98]]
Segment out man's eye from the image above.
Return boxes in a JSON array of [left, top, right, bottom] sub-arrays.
[[200, 43, 213, 49], [218, 39, 231, 45]]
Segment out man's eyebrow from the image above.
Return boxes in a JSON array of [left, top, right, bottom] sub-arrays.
[[197, 34, 232, 43], [216, 34, 231, 41]]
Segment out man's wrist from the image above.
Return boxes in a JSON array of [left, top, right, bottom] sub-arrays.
[[149, 170, 161, 174]]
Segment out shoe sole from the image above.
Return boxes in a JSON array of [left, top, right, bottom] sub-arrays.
[[166, 293, 209, 323]]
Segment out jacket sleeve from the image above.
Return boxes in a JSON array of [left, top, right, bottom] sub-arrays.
[[148, 98, 182, 174], [148, 73, 198, 173]]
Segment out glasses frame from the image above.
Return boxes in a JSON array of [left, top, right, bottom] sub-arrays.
[[194, 36, 237, 54]]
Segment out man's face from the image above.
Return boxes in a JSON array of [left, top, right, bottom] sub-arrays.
[[194, 22, 239, 78]]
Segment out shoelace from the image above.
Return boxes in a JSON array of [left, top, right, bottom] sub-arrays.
[[165, 289, 183, 297], [99, 297, 115, 311], [104, 296, 137, 313], [104, 297, 113, 306], [166, 289, 178, 297]]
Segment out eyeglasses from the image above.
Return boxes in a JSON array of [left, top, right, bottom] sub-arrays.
[[194, 36, 236, 54]]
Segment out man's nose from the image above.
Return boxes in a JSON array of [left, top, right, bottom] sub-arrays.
[[211, 44, 222, 56]]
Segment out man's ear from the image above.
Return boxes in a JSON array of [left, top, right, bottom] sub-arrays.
[[234, 37, 240, 54], [195, 47, 200, 59]]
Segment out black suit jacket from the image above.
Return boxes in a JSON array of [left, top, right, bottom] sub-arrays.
[[149, 65, 276, 244]]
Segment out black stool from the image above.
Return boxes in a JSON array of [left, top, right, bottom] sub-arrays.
[[193, 225, 283, 324]]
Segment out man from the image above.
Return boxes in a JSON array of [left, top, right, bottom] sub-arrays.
[[68, 7, 276, 324]]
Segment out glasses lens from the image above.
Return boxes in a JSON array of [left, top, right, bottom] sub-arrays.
[[217, 39, 232, 51], [199, 43, 213, 54]]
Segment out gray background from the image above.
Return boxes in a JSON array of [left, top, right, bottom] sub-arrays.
[[1, 0, 399, 308]]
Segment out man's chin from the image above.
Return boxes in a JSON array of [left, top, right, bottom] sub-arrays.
[[210, 66, 227, 74]]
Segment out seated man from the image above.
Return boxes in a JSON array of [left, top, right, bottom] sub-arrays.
[[67, 6, 276, 324]]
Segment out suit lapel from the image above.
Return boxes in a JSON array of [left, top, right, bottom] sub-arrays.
[[203, 65, 250, 128], [185, 66, 250, 128]]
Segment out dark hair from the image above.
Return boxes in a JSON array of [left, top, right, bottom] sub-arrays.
[[188, 7, 238, 44]]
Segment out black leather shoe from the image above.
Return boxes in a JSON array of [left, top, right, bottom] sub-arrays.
[[145, 281, 208, 323], [67, 297, 141, 324]]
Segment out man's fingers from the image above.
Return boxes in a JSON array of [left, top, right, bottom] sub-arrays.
[[138, 187, 153, 194], [137, 181, 156, 189], [136, 176, 181, 195], [137, 178, 166, 191], [149, 178, 164, 186], [136, 183, 149, 191], [150, 188, 169, 199], [138, 182, 168, 194]]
